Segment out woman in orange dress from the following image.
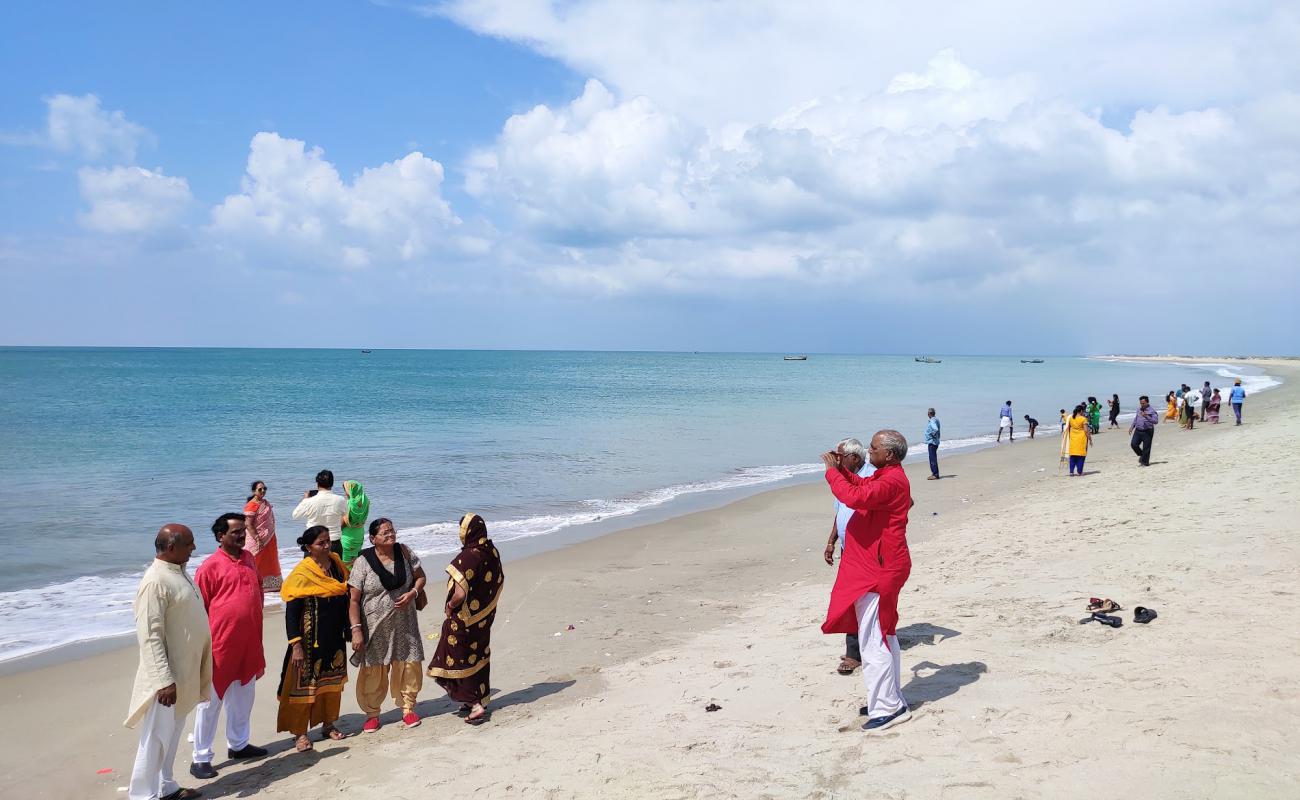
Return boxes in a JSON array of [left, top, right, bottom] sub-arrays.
[[1164, 391, 1177, 422], [244, 480, 283, 593]]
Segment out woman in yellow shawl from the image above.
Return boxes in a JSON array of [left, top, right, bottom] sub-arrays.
[[1066, 404, 1092, 477], [278, 526, 350, 751], [1165, 391, 1177, 421], [340, 480, 370, 568]]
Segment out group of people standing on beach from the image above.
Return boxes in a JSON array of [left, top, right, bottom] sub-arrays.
[[123, 469, 504, 800], [818, 372, 1252, 735]]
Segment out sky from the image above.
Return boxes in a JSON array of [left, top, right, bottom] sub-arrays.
[[1, 1, 1297, 354]]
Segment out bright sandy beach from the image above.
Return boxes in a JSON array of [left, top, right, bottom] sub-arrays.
[[2, 358, 1296, 799]]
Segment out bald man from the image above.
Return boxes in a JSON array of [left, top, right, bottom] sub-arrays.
[[125, 525, 212, 800]]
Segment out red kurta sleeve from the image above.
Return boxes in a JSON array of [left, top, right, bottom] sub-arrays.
[[825, 467, 904, 511]]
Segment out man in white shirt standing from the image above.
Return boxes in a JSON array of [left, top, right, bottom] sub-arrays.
[[291, 470, 348, 557], [822, 437, 875, 676]]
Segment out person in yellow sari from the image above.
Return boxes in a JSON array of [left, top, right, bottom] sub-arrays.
[[1066, 405, 1092, 476], [278, 526, 350, 752], [1164, 391, 1177, 421]]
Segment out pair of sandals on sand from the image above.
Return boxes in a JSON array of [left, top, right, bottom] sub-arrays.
[[1080, 598, 1158, 628]]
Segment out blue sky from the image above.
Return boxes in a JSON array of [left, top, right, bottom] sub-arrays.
[[2, 1, 1297, 353]]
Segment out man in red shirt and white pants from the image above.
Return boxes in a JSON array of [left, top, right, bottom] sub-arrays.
[[821, 429, 914, 732]]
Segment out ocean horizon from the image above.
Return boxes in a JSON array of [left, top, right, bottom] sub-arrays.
[[0, 347, 1280, 661]]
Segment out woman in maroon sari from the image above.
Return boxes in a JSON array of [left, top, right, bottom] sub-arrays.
[[427, 513, 503, 724]]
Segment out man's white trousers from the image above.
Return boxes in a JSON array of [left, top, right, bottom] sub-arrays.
[[854, 591, 906, 719], [129, 701, 185, 800], [192, 678, 255, 762]]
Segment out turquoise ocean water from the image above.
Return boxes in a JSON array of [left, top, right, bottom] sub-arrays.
[[0, 348, 1279, 660]]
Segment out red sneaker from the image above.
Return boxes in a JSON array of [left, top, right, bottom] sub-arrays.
[[402, 712, 421, 728], [362, 717, 381, 733]]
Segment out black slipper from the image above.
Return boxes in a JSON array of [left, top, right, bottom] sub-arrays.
[[1092, 612, 1123, 628], [1134, 606, 1158, 624]]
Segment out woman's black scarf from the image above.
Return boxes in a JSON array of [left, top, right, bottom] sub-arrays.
[[360, 544, 407, 592]]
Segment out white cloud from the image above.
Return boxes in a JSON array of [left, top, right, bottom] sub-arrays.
[[46, 94, 152, 162], [210, 132, 461, 267], [464, 46, 1299, 296], [77, 166, 192, 233], [439, 1, 1299, 128]]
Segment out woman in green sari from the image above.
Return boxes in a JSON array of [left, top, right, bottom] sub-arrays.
[[340, 480, 370, 568]]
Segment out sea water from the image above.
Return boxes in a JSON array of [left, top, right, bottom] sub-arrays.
[[0, 348, 1279, 661]]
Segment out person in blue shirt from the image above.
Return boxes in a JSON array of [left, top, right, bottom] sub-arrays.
[[1230, 380, 1247, 425], [924, 408, 941, 480], [997, 400, 1013, 442]]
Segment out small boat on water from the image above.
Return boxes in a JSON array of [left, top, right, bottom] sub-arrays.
[[783, 355, 808, 361], [1021, 359, 1044, 364], [914, 356, 941, 364], [361, 349, 373, 354]]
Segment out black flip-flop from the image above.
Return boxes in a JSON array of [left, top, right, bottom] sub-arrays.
[[161, 789, 203, 800], [1134, 606, 1158, 624], [1091, 612, 1123, 628]]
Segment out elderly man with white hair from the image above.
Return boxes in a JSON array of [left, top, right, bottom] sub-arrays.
[[820, 430, 914, 733], [822, 437, 874, 676]]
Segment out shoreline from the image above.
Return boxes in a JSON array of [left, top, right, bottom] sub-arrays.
[[0, 356, 1281, 671], [1, 356, 1294, 798]]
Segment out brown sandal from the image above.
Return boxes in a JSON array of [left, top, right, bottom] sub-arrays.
[[837, 657, 860, 675], [294, 734, 313, 752]]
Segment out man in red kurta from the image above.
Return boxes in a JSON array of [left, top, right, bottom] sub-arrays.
[[821, 429, 914, 732], [189, 513, 267, 779]]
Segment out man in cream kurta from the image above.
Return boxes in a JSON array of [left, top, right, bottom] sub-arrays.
[[125, 524, 213, 800]]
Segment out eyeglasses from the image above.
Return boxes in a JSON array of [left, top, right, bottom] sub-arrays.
[[255, 486, 267, 492], [375, 528, 397, 537]]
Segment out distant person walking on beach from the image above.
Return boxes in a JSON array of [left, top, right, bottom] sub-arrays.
[[997, 401, 1013, 442], [1129, 395, 1160, 467], [190, 513, 267, 780], [1109, 394, 1121, 429], [1060, 409, 1067, 432], [1087, 397, 1102, 434], [427, 514, 504, 726], [292, 470, 348, 557], [823, 438, 875, 675], [1023, 415, 1039, 439], [820, 430, 914, 733], [243, 480, 282, 593], [1230, 380, 1246, 425], [277, 526, 350, 752], [1200, 381, 1212, 421], [1183, 386, 1202, 431], [1066, 405, 1092, 476], [348, 518, 427, 732], [1208, 389, 1222, 423], [340, 480, 370, 568], [125, 524, 211, 800], [924, 410, 941, 480]]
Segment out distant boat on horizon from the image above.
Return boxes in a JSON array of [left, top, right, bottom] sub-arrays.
[[1021, 358, 1044, 363], [783, 355, 808, 361], [914, 356, 941, 363], [361, 349, 373, 354]]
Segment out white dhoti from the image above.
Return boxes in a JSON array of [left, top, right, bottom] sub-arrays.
[[129, 701, 186, 800], [192, 678, 256, 762], [854, 591, 906, 719]]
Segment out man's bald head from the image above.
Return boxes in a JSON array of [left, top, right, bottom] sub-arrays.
[[155, 523, 196, 564]]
